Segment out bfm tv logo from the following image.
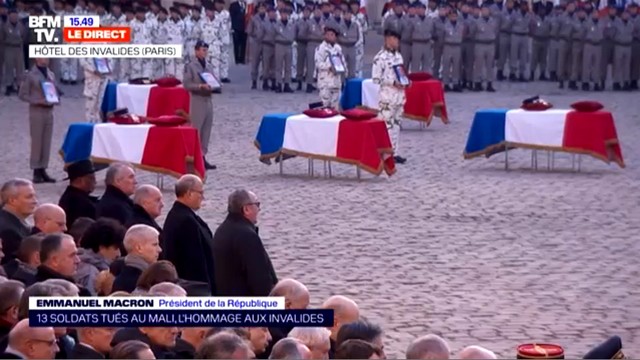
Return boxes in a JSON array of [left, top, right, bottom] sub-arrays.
[[29, 16, 130, 43]]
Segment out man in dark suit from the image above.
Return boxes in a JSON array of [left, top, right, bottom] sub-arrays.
[[212, 189, 277, 296], [230, 0, 248, 63], [96, 162, 137, 226], [0, 179, 36, 265], [112, 224, 162, 293], [70, 327, 117, 359], [0, 319, 59, 359], [0, 280, 25, 347], [126, 185, 163, 232], [35, 233, 91, 296], [58, 160, 99, 227], [163, 174, 216, 294]]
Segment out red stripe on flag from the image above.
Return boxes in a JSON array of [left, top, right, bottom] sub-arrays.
[[335, 119, 396, 176], [146, 86, 191, 118], [561, 110, 625, 168], [141, 126, 206, 178]]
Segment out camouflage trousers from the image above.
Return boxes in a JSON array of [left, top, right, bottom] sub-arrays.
[[291, 42, 298, 80], [119, 59, 130, 81], [221, 43, 230, 79], [207, 45, 222, 80], [319, 86, 340, 109], [379, 101, 402, 154], [155, 58, 184, 81], [61, 58, 79, 81], [355, 43, 364, 78], [85, 78, 109, 123], [130, 58, 154, 79]]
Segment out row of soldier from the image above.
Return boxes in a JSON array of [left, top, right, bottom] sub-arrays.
[[247, 0, 368, 93], [382, 0, 640, 92]]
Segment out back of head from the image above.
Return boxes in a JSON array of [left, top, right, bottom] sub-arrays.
[[16, 233, 45, 264], [336, 318, 383, 348], [269, 278, 310, 309], [335, 339, 382, 359], [174, 174, 201, 198], [68, 217, 95, 245], [136, 260, 178, 291], [110, 340, 152, 359], [0, 280, 25, 319], [458, 345, 497, 359], [269, 338, 303, 359], [148, 282, 186, 297], [406, 334, 451, 360], [196, 332, 251, 359], [18, 282, 58, 320], [288, 327, 331, 350], [41, 278, 79, 296], [80, 217, 126, 253]]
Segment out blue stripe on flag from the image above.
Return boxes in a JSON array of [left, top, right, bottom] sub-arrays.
[[340, 78, 364, 110], [61, 123, 95, 164], [464, 109, 509, 157], [255, 113, 295, 157], [101, 81, 118, 115]]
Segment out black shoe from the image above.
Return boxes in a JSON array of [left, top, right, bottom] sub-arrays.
[[509, 73, 517, 82], [41, 169, 56, 183], [550, 72, 557, 81], [60, 79, 68, 85], [600, 81, 605, 90], [473, 82, 483, 91], [270, 79, 276, 91], [444, 84, 452, 92], [613, 82, 621, 91], [305, 84, 316, 93], [623, 82, 631, 91], [274, 83, 282, 93], [452, 84, 463, 92], [212, 88, 222, 94], [70, 80, 77, 85], [594, 83, 602, 91], [529, 72, 535, 81], [519, 74, 528, 82], [4, 86, 12, 96], [393, 156, 406, 164], [221, 78, 230, 83], [558, 81, 564, 89], [251, 80, 257, 89], [486, 82, 496, 92], [283, 84, 294, 93], [539, 74, 548, 81], [497, 71, 505, 81], [262, 80, 269, 91], [631, 80, 639, 90], [297, 81, 303, 91], [203, 158, 217, 170], [568, 81, 578, 90], [581, 82, 590, 91], [33, 170, 45, 184]]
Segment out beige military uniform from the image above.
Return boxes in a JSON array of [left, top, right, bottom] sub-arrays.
[[372, 47, 405, 155]]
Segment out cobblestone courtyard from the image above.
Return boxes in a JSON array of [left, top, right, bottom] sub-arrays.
[[1, 35, 639, 357]]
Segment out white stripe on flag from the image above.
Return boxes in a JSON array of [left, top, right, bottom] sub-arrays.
[[505, 109, 572, 147], [362, 79, 380, 110], [116, 83, 156, 116], [282, 114, 344, 157], [91, 123, 153, 164]]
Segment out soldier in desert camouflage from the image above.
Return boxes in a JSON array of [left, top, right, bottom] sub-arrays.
[[314, 25, 345, 109], [130, 6, 155, 79], [372, 29, 407, 164], [214, 0, 232, 82]]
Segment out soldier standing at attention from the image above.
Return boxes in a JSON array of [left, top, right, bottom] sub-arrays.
[[442, 10, 464, 92], [165, 7, 186, 80], [399, 3, 415, 70], [339, 9, 359, 79], [372, 29, 406, 165], [630, 4, 640, 90], [201, 4, 223, 85], [582, 9, 605, 91], [305, 6, 324, 93], [473, 3, 497, 92], [350, 0, 368, 78], [569, 8, 587, 90], [547, 5, 563, 81], [274, 7, 295, 93], [131, 7, 154, 79], [612, 10, 634, 91], [601, 5, 618, 90], [152, 8, 170, 78], [184, 40, 217, 171], [460, 4, 477, 89], [509, 1, 531, 82], [79, 56, 113, 123], [314, 26, 345, 109], [432, 5, 448, 79], [18, 58, 58, 183], [262, 7, 278, 91], [2, 9, 26, 96], [556, 2, 575, 89], [214, 0, 232, 83], [184, 5, 203, 64], [530, 6, 551, 81], [248, 2, 266, 89], [410, 2, 434, 73], [383, 0, 404, 34], [496, 0, 514, 81], [295, 5, 310, 91]]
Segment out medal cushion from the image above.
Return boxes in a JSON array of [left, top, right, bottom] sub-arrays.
[[570, 100, 604, 112], [340, 108, 377, 120]]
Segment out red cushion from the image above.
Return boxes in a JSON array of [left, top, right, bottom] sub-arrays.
[[109, 116, 138, 125], [340, 108, 377, 120], [155, 77, 182, 87], [147, 115, 187, 126], [571, 100, 603, 112], [408, 72, 433, 81], [303, 108, 339, 118], [521, 102, 553, 111]]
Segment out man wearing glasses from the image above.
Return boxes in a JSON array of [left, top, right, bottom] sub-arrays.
[[0, 319, 58, 359], [162, 174, 216, 295], [212, 189, 278, 297], [31, 204, 67, 235]]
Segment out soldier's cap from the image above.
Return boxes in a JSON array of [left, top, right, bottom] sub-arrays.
[[267, 5, 276, 11], [383, 28, 401, 39], [191, 4, 201, 10], [8, 7, 17, 13], [204, 3, 215, 10], [324, 24, 339, 34], [481, 2, 491, 8], [169, 6, 180, 13], [123, 6, 134, 13], [516, 343, 564, 359], [282, 6, 292, 13], [111, 2, 122, 8], [158, 7, 168, 14], [135, 6, 146, 13], [583, 336, 624, 359], [214, 0, 225, 4], [414, 2, 426, 8], [195, 39, 209, 49], [349, 0, 359, 5], [309, 101, 324, 109]]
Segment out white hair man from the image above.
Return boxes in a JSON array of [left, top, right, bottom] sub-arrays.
[[406, 334, 451, 359], [0, 319, 59, 359], [96, 162, 137, 225], [321, 295, 360, 356], [288, 327, 331, 359], [127, 184, 163, 231], [458, 345, 497, 359], [0, 179, 37, 265], [112, 224, 161, 293], [33, 204, 67, 234], [162, 174, 215, 293]]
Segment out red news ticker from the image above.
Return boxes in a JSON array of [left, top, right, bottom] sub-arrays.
[[63, 27, 131, 42]]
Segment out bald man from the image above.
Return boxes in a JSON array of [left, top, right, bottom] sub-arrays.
[[127, 185, 163, 232], [406, 334, 450, 359], [32, 204, 67, 235], [321, 295, 360, 358], [112, 224, 162, 293], [0, 319, 59, 359], [458, 345, 497, 359], [268, 338, 312, 360], [163, 175, 215, 293]]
